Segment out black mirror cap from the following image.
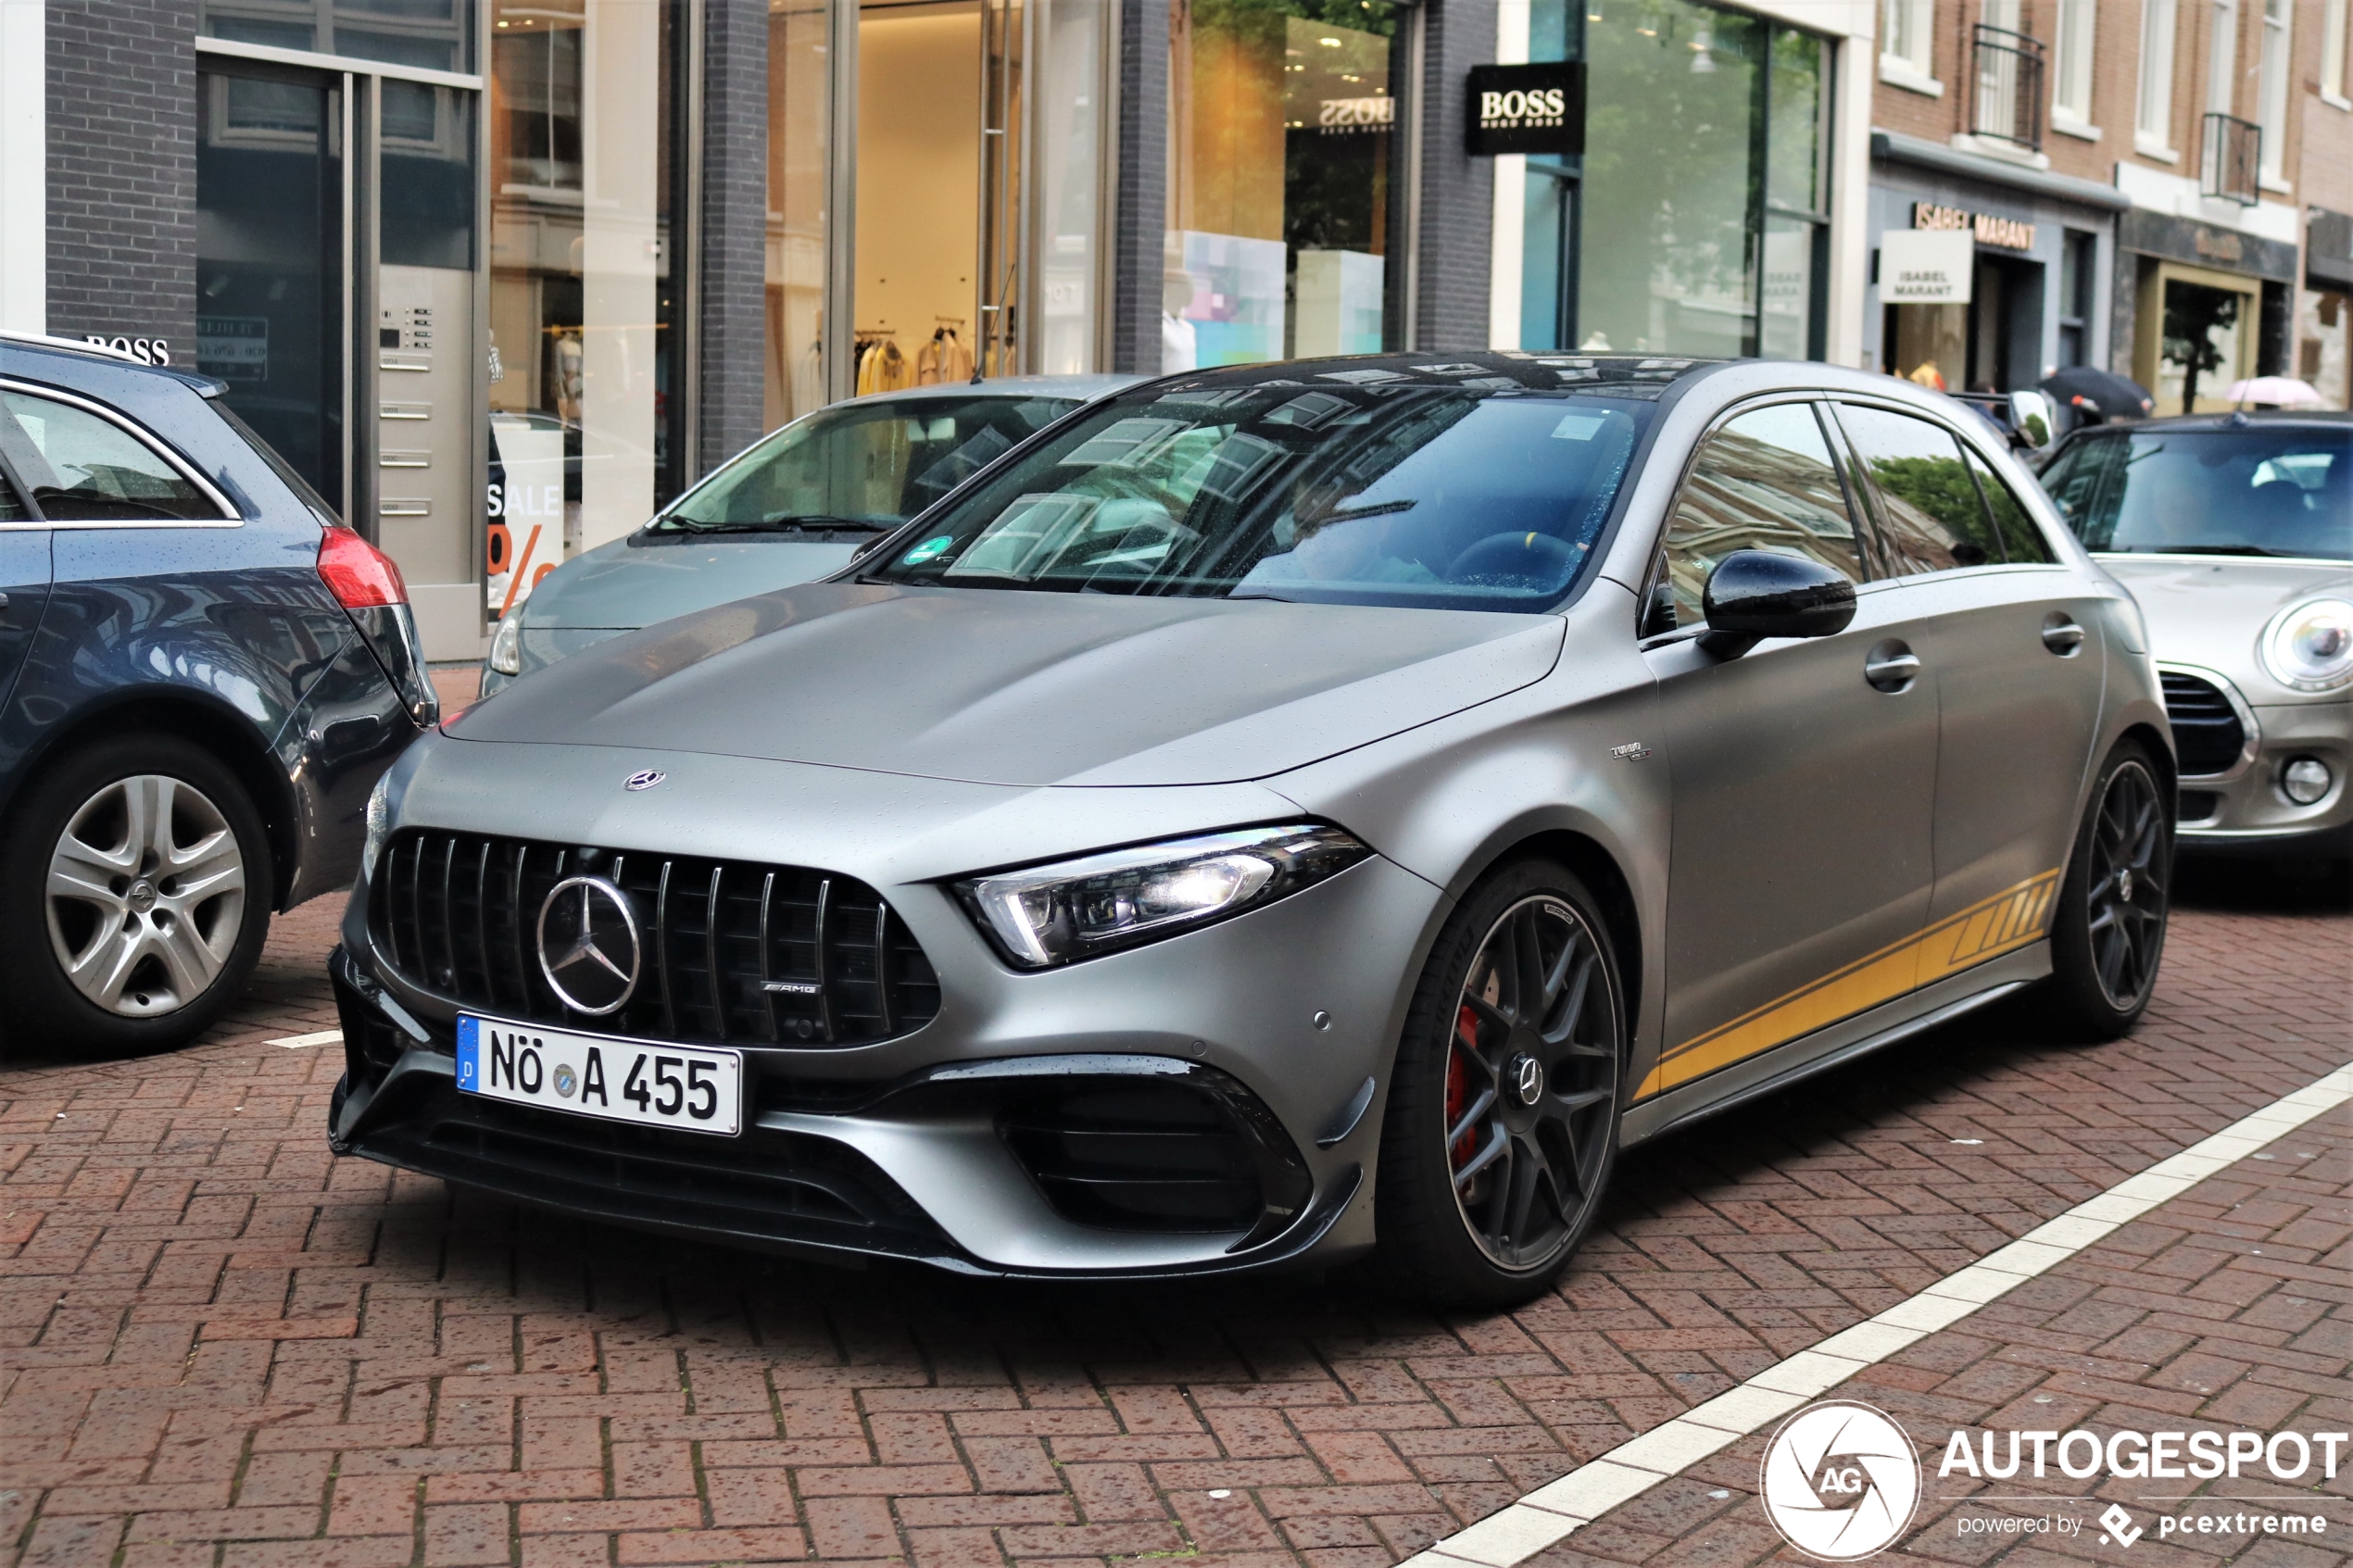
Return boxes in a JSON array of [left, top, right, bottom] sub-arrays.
[[1698, 549, 1856, 659]]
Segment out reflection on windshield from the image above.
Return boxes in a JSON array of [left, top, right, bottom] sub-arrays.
[[872, 383, 1652, 610], [2059, 428, 2350, 560], [648, 395, 1078, 535]]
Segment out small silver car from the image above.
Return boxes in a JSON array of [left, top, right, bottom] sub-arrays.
[[2035, 410, 2350, 861], [333, 355, 2171, 1303], [481, 377, 1139, 693]]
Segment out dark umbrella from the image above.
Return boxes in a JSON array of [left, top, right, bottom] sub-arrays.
[[2040, 367, 2155, 423]]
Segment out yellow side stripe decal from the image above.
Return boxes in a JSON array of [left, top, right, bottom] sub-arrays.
[[1634, 871, 2060, 1100]]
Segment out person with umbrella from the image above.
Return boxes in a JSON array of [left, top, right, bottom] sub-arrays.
[[2039, 368, 2154, 431]]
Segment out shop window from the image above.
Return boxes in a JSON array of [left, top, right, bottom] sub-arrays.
[[1164, 0, 1406, 368], [199, 0, 477, 72], [487, 0, 686, 599], [2057, 231, 2095, 369], [767, 0, 829, 427], [2155, 274, 2255, 413], [1568, 1, 1830, 359]]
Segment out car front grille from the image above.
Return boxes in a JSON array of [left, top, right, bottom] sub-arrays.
[[371, 830, 940, 1047], [2158, 671, 2247, 778]]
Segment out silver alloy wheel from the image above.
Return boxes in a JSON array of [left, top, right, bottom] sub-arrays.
[[1443, 894, 1621, 1272], [44, 773, 247, 1017]]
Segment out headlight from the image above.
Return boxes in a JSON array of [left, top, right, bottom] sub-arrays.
[[2259, 598, 2353, 693], [487, 611, 523, 677], [363, 772, 393, 879], [956, 823, 1371, 969]]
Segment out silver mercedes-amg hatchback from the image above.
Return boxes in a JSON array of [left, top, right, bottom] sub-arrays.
[[331, 355, 2171, 1304]]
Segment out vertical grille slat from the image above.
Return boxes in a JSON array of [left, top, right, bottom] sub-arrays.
[[373, 831, 937, 1048]]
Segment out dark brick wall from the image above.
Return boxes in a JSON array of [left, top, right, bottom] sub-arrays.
[[699, 0, 770, 471], [1412, 0, 1492, 352], [1109, 0, 1168, 374], [46, 0, 198, 359]]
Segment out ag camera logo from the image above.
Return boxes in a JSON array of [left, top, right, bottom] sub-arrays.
[[1760, 1401, 1922, 1561]]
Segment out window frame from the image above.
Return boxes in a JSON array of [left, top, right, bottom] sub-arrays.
[[0, 380, 244, 530], [1637, 391, 1873, 645], [2050, 0, 2096, 125], [2136, 0, 2179, 150]]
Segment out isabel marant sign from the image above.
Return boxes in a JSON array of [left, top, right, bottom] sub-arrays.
[[1465, 62, 1585, 157]]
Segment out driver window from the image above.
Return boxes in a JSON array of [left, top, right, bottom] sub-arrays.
[[1653, 402, 1862, 632]]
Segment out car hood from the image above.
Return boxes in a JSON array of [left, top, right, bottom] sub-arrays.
[[2096, 554, 2353, 697], [450, 581, 1567, 786], [518, 533, 863, 629]]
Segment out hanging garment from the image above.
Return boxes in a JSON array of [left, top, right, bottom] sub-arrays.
[[915, 332, 946, 385], [875, 336, 912, 392], [939, 330, 974, 383], [855, 338, 885, 397]]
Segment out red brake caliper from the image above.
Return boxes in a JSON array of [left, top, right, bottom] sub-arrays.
[[1446, 1004, 1479, 1168]]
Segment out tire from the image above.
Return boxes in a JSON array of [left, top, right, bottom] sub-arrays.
[[1375, 859, 1628, 1309], [2042, 738, 2172, 1039], [0, 734, 272, 1059]]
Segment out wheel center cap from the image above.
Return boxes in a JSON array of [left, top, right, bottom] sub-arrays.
[[2117, 868, 2134, 904], [1510, 1052, 1544, 1107], [128, 880, 157, 913]]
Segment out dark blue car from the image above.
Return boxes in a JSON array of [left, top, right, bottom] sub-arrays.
[[0, 332, 433, 1057]]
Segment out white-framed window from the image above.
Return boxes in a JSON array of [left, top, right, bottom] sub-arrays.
[[2137, 0, 2179, 146], [2325, 0, 2348, 103], [1882, 0, 1936, 82], [2051, 0, 2095, 124], [2256, 0, 2290, 178], [2207, 0, 2238, 117]]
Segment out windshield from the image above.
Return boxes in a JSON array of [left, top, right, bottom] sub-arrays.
[[865, 381, 1655, 609], [650, 393, 1081, 534], [2048, 426, 2350, 560]]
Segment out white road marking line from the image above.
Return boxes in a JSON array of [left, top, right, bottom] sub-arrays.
[[267, 1030, 343, 1049], [1401, 1063, 2353, 1568]]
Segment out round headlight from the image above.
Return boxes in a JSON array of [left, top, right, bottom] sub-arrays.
[[2259, 598, 2353, 693]]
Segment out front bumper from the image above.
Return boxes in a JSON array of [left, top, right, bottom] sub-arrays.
[[2177, 698, 2353, 855], [327, 803, 1445, 1277]]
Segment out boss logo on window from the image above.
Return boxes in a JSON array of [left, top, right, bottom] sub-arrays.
[[1465, 62, 1584, 157], [1318, 95, 1395, 128]]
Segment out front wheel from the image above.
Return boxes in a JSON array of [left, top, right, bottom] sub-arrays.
[[1375, 860, 1626, 1308], [2042, 739, 2171, 1039]]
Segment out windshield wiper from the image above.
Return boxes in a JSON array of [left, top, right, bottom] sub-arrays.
[[662, 513, 895, 535], [2159, 544, 2296, 558]]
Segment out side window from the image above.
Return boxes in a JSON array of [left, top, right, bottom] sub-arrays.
[[1836, 404, 2006, 574], [1966, 445, 2056, 563], [0, 390, 226, 523], [0, 467, 28, 521], [1655, 402, 1863, 631]]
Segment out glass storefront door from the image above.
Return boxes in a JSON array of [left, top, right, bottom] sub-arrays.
[[195, 66, 346, 507]]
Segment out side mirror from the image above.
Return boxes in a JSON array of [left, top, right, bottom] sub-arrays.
[[2007, 389, 2054, 449], [1699, 549, 1856, 659]]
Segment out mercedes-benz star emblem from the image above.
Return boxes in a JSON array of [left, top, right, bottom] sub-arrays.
[[1513, 1054, 1544, 1106], [623, 770, 666, 792], [536, 875, 643, 1015]]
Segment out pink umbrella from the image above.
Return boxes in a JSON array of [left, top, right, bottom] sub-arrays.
[[2224, 375, 2326, 407]]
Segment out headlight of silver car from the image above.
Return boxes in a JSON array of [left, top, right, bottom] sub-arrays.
[[487, 611, 523, 677], [363, 772, 393, 879], [956, 823, 1371, 969], [2259, 597, 2353, 693]]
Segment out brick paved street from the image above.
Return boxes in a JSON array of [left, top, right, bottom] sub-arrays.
[[3, 847, 2346, 1568]]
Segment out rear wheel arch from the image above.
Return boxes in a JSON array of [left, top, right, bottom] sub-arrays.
[[1, 694, 298, 910]]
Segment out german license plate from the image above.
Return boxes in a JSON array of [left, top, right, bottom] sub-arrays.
[[455, 1015, 743, 1136]]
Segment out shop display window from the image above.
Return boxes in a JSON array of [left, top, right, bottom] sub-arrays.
[[1164, 0, 1405, 369], [1515, 0, 1829, 360], [487, 0, 686, 585]]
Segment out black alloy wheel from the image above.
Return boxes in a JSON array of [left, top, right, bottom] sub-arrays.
[[1378, 861, 1626, 1306], [2044, 739, 2171, 1039], [2084, 759, 2168, 1009]]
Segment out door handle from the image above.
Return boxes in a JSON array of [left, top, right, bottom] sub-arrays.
[[1865, 642, 1920, 694], [2042, 616, 2086, 656]]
